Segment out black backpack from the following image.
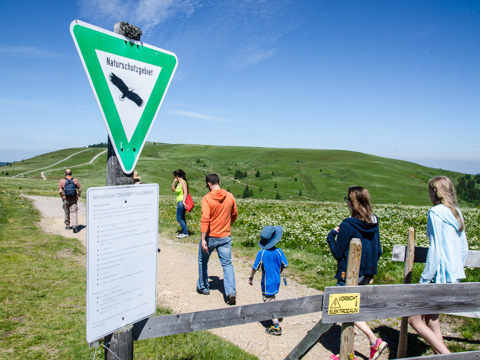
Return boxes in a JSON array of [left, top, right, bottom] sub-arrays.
[[64, 178, 77, 197]]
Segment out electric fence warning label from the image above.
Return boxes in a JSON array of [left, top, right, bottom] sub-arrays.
[[328, 293, 360, 315]]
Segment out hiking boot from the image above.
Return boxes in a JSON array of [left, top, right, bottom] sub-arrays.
[[72, 227, 78, 233], [196, 288, 210, 295], [176, 233, 189, 239], [265, 325, 282, 336], [370, 338, 387, 360], [227, 294, 236, 305]]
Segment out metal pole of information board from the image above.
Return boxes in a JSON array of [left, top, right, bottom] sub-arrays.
[[103, 21, 141, 360]]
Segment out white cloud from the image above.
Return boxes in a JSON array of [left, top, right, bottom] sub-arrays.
[[230, 41, 276, 68], [172, 110, 236, 123], [218, 2, 288, 68], [0, 46, 73, 59], [78, 0, 201, 32], [135, 0, 198, 31]]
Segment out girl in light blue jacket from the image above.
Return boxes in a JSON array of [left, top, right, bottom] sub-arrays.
[[409, 176, 468, 355]]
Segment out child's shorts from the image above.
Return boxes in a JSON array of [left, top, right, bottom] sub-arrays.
[[263, 294, 276, 302]]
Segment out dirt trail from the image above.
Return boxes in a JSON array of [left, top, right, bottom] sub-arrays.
[[15, 148, 107, 179], [25, 195, 388, 360]]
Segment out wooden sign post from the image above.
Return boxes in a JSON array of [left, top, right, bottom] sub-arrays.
[[105, 21, 141, 187], [339, 238, 362, 360], [396, 228, 416, 359], [103, 21, 141, 360]]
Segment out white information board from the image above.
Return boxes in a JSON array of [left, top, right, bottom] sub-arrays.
[[86, 184, 159, 343]]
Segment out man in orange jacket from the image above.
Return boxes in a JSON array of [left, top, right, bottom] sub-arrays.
[[197, 173, 238, 305]]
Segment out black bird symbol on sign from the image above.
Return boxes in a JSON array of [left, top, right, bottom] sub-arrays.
[[109, 72, 143, 107]]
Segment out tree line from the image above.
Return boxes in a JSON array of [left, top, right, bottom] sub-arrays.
[[456, 174, 480, 206]]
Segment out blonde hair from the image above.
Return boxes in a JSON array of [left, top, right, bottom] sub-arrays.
[[428, 176, 464, 232], [347, 186, 373, 223]]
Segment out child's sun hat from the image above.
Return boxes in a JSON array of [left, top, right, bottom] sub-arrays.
[[259, 225, 283, 249]]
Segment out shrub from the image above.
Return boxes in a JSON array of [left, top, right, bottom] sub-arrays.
[[243, 185, 251, 199]]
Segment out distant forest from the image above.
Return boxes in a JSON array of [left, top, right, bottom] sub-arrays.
[[88, 142, 108, 148], [457, 174, 480, 206]]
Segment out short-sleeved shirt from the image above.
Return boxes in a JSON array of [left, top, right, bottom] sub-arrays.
[[252, 247, 288, 296], [58, 177, 81, 201]]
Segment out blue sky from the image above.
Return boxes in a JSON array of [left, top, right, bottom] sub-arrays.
[[1, 0, 479, 173]]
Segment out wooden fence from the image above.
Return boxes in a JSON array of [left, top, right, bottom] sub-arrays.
[[391, 227, 480, 358], [120, 282, 480, 360], [100, 232, 480, 360]]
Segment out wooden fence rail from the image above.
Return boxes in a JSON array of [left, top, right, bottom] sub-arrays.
[[396, 352, 480, 360], [392, 245, 480, 267], [322, 282, 480, 323], [132, 294, 322, 340], [128, 282, 480, 357]]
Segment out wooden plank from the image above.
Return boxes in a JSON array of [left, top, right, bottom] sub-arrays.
[[322, 282, 480, 323], [284, 321, 335, 360], [133, 294, 323, 340], [391, 245, 428, 263], [397, 227, 415, 359], [397, 350, 480, 359], [105, 325, 133, 360], [392, 246, 480, 268], [466, 251, 480, 267], [339, 238, 361, 360]]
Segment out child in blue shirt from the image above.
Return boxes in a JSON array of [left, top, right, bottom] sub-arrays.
[[248, 225, 288, 336]]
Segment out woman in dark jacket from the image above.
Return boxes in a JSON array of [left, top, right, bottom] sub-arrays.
[[326, 186, 386, 360]]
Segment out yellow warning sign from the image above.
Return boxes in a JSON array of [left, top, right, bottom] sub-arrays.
[[328, 293, 360, 315]]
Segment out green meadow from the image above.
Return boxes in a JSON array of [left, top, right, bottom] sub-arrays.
[[1, 143, 480, 358], [3, 142, 463, 205]]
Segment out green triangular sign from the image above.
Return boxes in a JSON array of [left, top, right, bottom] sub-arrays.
[[70, 20, 177, 174]]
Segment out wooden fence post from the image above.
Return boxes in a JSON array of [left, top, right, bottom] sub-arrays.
[[103, 21, 141, 360], [105, 325, 134, 360], [339, 238, 362, 360], [397, 227, 416, 359], [284, 321, 335, 360]]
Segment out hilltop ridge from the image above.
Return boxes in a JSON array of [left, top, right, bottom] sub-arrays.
[[2, 143, 462, 206]]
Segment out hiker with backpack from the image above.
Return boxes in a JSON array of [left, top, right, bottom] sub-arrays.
[[58, 169, 82, 233]]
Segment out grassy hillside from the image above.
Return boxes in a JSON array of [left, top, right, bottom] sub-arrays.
[[2, 143, 462, 206], [0, 189, 257, 359], [2, 144, 479, 356]]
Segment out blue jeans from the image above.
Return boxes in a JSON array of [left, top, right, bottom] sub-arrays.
[[197, 236, 236, 297], [176, 201, 188, 235]]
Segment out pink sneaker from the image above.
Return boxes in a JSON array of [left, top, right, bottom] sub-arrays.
[[329, 355, 357, 360], [370, 338, 387, 360]]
